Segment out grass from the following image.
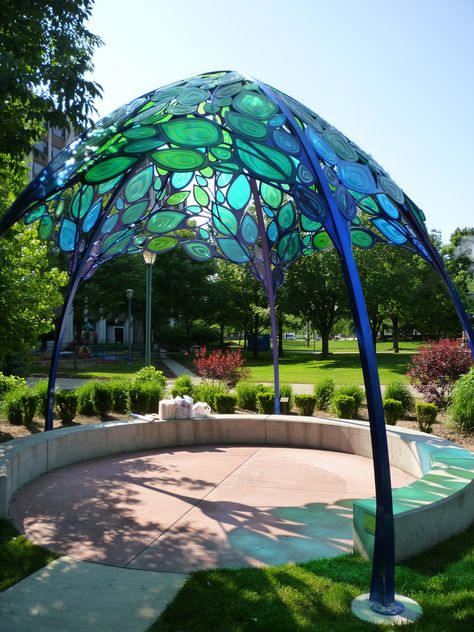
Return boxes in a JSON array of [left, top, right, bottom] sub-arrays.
[[0, 519, 58, 592], [27, 360, 173, 380], [243, 351, 412, 385], [275, 339, 423, 354], [150, 521, 474, 631]]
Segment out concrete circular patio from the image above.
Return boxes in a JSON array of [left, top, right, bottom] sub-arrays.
[[9, 444, 414, 572]]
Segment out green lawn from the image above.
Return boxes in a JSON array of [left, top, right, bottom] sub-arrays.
[[150, 522, 474, 631], [0, 519, 58, 592], [243, 351, 413, 385], [276, 339, 423, 354]]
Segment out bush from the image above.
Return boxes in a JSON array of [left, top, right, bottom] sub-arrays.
[[407, 339, 472, 406], [0, 372, 26, 399], [2, 387, 38, 425], [109, 380, 130, 414], [279, 383, 293, 409], [33, 379, 49, 418], [129, 382, 164, 414], [449, 368, 474, 431], [76, 381, 97, 416], [294, 394, 317, 416], [416, 402, 438, 433], [132, 366, 166, 388], [193, 380, 226, 411], [384, 381, 414, 416], [383, 399, 403, 425], [331, 394, 356, 419], [193, 346, 249, 387], [91, 381, 114, 417], [214, 393, 237, 414], [55, 390, 78, 424], [256, 390, 275, 414], [171, 375, 195, 398], [236, 381, 259, 411], [313, 378, 335, 411], [331, 385, 364, 417]]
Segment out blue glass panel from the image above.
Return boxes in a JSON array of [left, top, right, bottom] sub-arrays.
[[217, 238, 250, 263], [377, 194, 399, 219], [372, 218, 407, 244], [339, 161, 376, 194], [58, 218, 77, 252]]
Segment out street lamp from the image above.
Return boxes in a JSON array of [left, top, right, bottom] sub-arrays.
[[143, 251, 157, 366], [125, 288, 134, 365]]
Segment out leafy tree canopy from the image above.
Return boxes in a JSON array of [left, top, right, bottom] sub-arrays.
[[0, 0, 103, 175]]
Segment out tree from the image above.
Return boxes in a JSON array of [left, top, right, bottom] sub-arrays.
[[0, 0, 103, 176], [285, 250, 348, 358]]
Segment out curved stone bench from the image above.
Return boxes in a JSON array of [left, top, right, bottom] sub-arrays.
[[1, 414, 473, 562]]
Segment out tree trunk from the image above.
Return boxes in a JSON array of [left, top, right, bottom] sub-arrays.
[[321, 332, 330, 359], [392, 313, 399, 353], [253, 314, 259, 359], [370, 317, 378, 351], [243, 329, 247, 349], [219, 323, 225, 347]]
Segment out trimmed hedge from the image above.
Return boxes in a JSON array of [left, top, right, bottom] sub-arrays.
[[294, 394, 316, 416], [193, 381, 226, 411], [235, 381, 259, 411], [214, 393, 237, 414], [332, 394, 356, 419], [449, 368, 474, 431], [416, 402, 438, 433], [91, 381, 114, 417], [109, 380, 130, 414], [384, 382, 414, 416], [55, 390, 78, 424], [313, 378, 335, 411], [383, 398, 403, 425], [256, 390, 275, 414], [171, 375, 195, 398], [3, 387, 38, 426]]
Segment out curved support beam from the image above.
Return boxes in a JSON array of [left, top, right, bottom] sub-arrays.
[[250, 178, 280, 415]]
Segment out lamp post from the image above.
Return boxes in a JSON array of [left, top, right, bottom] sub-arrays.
[[125, 288, 134, 365], [142, 251, 157, 366]]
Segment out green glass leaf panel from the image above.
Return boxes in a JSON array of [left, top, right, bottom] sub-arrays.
[[161, 118, 222, 147], [277, 231, 300, 261], [300, 215, 322, 232], [71, 186, 94, 219], [233, 90, 278, 120], [182, 240, 212, 261], [147, 236, 178, 253], [146, 211, 186, 233], [351, 229, 374, 248], [151, 148, 208, 172], [235, 138, 294, 182], [171, 171, 194, 189], [217, 238, 250, 263], [260, 182, 282, 208], [194, 185, 209, 206], [313, 231, 333, 250], [227, 174, 251, 210], [24, 205, 46, 225], [225, 111, 268, 139], [98, 174, 124, 194], [122, 200, 149, 224], [123, 126, 158, 139], [125, 165, 153, 203], [277, 202, 296, 230], [124, 138, 166, 153], [212, 204, 238, 236], [166, 191, 190, 205], [85, 157, 138, 183], [38, 215, 53, 240]]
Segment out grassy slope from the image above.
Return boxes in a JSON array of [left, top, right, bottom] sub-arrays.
[[150, 521, 474, 631], [0, 519, 58, 592]]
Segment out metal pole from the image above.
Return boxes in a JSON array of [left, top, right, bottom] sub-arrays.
[[126, 291, 133, 365], [145, 263, 153, 365], [250, 178, 280, 415]]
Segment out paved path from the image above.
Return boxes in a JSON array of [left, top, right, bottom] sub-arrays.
[[3, 445, 415, 631]]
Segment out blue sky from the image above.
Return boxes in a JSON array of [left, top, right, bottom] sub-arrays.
[[87, 0, 473, 243]]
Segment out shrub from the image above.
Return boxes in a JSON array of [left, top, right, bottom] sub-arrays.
[[332, 394, 356, 419], [294, 394, 317, 416], [384, 381, 414, 416], [407, 339, 472, 406], [109, 380, 130, 414], [193, 346, 249, 387], [132, 366, 166, 388], [383, 399, 403, 425], [256, 390, 275, 414], [314, 378, 335, 411], [331, 385, 364, 417], [91, 381, 114, 417], [3, 387, 38, 425], [279, 383, 293, 409], [76, 381, 97, 416], [214, 393, 237, 414], [449, 368, 474, 431], [236, 381, 259, 411], [416, 402, 438, 433], [0, 373, 26, 399], [129, 382, 164, 414], [55, 390, 78, 424], [171, 375, 195, 398], [33, 379, 49, 418], [193, 380, 226, 411]]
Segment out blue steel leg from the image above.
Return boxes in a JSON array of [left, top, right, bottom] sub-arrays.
[[336, 239, 401, 614], [250, 178, 280, 415]]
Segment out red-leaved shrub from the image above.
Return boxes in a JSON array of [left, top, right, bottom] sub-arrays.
[[193, 346, 250, 387], [407, 339, 472, 406]]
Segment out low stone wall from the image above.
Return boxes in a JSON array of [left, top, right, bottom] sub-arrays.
[[1, 415, 473, 561]]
